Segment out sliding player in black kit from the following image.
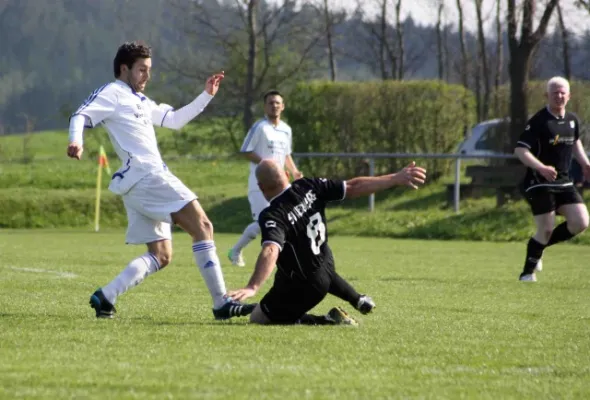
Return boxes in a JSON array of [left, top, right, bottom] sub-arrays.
[[515, 77, 590, 282], [228, 159, 427, 325]]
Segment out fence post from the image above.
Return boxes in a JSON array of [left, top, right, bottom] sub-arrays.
[[369, 158, 375, 212], [454, 157, 461, 213]]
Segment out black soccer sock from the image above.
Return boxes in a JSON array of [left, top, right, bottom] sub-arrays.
[[297, 314, 335, 325], [521, 237, 546, 276], [546, 222, 575, 247], [328, 271, 361, 307]]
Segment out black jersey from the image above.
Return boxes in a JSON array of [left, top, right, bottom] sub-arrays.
[[516, 107, 580, 192], [258, 177, 346, 280]]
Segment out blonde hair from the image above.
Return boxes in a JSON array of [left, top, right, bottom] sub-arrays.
[[546, 76, 570, 93]]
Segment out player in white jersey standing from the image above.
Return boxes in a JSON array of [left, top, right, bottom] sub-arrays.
[[227, 90, 303, 267], [67, 41, 255, 320]]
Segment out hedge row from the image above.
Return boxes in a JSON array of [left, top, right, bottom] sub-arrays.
[[0, 189, 126, 229], [284, 80, 476, 180]]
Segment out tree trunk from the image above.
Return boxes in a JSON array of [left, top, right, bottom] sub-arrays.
[[507, 0, 558, 147], [494, 0, 502, 116], [436, 1, 444, 80], [475, 48, 482, 121], [508, 51, 532, 151], [475, 0, 490, 120], [379, 0, 388, 80], [395, 0, 404, 80], [243, 0, 258, 132], [556, 3, 571, 81], [323, 0, 337, 81], [456, 0, 469, 89], [443, 23, 451, 81], [456, 0, 469, 136]]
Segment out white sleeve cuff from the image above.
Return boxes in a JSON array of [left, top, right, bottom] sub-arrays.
[[262, 240, 282, 252], [516, 141, 532, 149], [68, 114, 89, 144], [161, 91, 214, 130]]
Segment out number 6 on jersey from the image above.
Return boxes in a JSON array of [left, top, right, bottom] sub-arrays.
[[306, 212, 326, 255]]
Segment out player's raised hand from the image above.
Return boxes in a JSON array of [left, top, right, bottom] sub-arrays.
[[538, 165, 557, 182], [67, 142, 84, 160], [396, 161, 427, 189], [227, 287, 257, 302], [205, 71, 225, 96]]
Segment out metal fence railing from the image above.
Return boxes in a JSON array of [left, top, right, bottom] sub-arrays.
[[292, 152, 520, 213]]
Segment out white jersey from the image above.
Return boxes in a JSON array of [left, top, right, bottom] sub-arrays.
[[73, 80, 183, 194], [73, 80, 172, 169], [240, 118, 292, 191]]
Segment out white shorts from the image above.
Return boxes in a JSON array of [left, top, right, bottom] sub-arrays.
[[122, 170, 197, 244], [248, 190, 270, 221]]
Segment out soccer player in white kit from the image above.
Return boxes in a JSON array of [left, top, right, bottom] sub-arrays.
[[227, 90, 303, 267], [67, 41, 255, 320]]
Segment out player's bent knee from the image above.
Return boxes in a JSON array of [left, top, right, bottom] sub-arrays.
[[199, 218, 214, 235], [568, 207, 589, 234], [569, 219, 589, 234], [188, 218, 214, 242]]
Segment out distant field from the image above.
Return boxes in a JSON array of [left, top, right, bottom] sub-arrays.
[[1, 230, 589, 399], [2, 127, 590, 244], [0, 119, 237, 161]]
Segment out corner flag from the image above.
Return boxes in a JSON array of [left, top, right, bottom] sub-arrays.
[[98, 145, 111, 174], [95, 145, 111, 232]]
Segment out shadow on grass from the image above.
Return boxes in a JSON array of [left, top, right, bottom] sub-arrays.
[[206, 196, 252, 233], [326, 183, 451, 212], [332, 186, 415, 210], [402, 206, 529, 241], [146, 319, 251, 327], [385, 190, 448, 211]]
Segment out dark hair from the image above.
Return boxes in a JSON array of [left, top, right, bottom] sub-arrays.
[[113, 41, 152, 78], [263, 90, 283, 103]]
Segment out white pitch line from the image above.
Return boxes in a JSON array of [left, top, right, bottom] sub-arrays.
[[8, 267, 77, 279]]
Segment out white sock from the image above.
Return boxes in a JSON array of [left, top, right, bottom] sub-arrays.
[[232, 222, 260, 253], [192, 240, 227, 309], [101, 252, 161, 305]]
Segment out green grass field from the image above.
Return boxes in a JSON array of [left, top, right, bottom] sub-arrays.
[[1, 230, 589, 399]]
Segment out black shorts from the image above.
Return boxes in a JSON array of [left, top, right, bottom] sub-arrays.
[[521, 186, 583, 215], [259, 267, 331, 324]]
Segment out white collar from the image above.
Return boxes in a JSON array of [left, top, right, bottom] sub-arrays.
[[115, 79, 146, 100]]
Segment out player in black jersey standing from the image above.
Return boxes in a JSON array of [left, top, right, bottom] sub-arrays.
[[228, 159, 427, 325], [515, 77, 590, 282]]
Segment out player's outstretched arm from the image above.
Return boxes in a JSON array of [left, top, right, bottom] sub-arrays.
[[228, 243, 279, 301], [345, 161, 427, 198], [514, 147, 557, 181], [159, 71, 225, 130], [66, 114, 86, 160]]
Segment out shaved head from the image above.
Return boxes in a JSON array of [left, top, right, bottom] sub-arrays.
[[256, 159, 290, 200]]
